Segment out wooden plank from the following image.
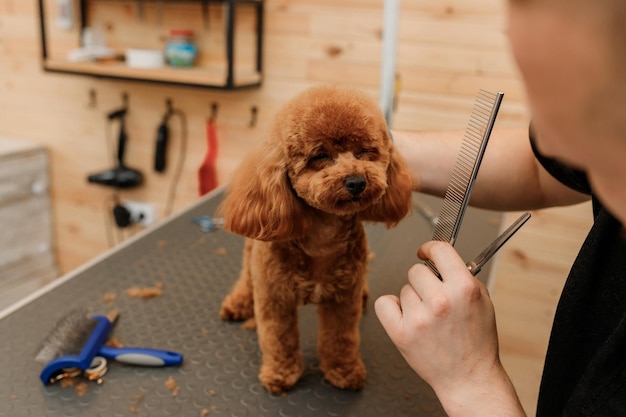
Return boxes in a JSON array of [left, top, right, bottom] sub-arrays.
[[0, 196, 53, 265], [0, 138, 56, 309], [401, 0, 506, 18], [0, 252, 58, 311], [0, 153, 48, 207]]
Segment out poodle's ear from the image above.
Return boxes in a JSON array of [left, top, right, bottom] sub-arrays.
[[216, 144, 313, 241], [359, 145, 414, 227]]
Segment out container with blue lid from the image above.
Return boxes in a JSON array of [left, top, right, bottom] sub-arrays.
[[164, 29, 198, 67]]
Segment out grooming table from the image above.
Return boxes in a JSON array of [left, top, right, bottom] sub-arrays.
[[0, 189, 502, 417]]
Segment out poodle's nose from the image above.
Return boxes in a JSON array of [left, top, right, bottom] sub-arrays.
[[344, 175, 366, 195]]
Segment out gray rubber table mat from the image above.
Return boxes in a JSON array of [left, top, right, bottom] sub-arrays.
[[0, 191, 501, 417]]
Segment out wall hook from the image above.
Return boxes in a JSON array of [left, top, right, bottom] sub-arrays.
[[249, 105, 258, 128], [165, 98, 173, 117], [87, 88, 97, 109], [210, 102, 219, 120]]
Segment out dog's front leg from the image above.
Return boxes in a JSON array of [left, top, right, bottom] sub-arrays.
[[220, 239, 255, 322], [317, 293, 366, 390], [254, 278, 304, 394]]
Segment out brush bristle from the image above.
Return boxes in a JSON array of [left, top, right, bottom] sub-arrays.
[[431, 90, 503, 245], [35, 309, 98, 364]]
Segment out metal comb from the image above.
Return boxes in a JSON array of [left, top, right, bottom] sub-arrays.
[[432, 90, 504, 245], [425, 90, 507, 276]]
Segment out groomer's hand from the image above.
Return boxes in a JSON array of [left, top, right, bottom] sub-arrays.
[[375, 241, 526, 417]]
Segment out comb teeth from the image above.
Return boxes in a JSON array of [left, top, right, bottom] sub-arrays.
[[431, 89, 503, 246], [35, 309, 97, 364]]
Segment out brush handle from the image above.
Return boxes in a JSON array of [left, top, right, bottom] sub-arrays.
[[98, 346, 183, 366]]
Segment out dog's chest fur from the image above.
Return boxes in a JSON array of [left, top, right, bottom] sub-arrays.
[[254, 215, 368, 305]]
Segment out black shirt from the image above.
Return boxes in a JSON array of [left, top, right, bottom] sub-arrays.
[[530, 130, 626, 416]]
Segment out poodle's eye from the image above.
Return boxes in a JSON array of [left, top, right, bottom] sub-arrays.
[[308, 153, 330, 163], [306, 152, 332, 169], [355, 149, 378, 159]]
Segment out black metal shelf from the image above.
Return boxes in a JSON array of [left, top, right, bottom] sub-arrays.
[[37, 0, 264, 90]]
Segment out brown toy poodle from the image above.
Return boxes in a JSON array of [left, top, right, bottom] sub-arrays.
[[217, 85, 413, 394]]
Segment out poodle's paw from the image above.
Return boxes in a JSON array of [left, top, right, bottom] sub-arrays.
[[321, 358, 366, 391], [241, 317, 256, 330], [219, 294, 254, 321], [259, 361, 304, 394]]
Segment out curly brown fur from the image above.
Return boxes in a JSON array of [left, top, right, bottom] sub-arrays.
[[217, 85, 413, 394]]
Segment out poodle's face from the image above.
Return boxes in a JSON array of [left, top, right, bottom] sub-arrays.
[[281, 91, 392, 216], [287, 135, 390, 216], [218, 86, 412, 241]]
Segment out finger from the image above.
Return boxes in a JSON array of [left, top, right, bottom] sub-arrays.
[[417, 241, 470, 283], [399, 280, 424, 309], [406, 262, 441, 300], [374, 294, 403, 335]]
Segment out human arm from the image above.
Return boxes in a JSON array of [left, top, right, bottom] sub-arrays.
[[377, 126, 589, 414], [374, 241, 527, 417], [392, 127, 590, 211]]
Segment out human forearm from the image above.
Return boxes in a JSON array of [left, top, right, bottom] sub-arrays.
[[433, 360, 527, 417], [392, 128, 463, 197], [392, 127, 590, 211]]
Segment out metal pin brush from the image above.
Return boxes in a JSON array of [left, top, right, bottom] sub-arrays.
[[36, 309, 183, 385], [36, 309, 112, 385]]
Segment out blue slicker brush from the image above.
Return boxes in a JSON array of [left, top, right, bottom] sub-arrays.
[[36, 309, 183, 385]]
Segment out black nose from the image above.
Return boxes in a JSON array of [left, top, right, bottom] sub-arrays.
[[344, 175, 366, 195]]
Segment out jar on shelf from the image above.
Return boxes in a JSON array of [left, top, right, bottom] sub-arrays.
[[164, 29, 198, 68]]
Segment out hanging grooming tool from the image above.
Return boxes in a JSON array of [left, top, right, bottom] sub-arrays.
[[425, 90, 507, 276], [154, 99, 173, 173], [198, 103, 219, 196], [88, 108, 144, 189], [36, 309, 183, 385], [154, 123, 169, 172]]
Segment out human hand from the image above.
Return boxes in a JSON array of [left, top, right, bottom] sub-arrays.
[[375, 241, 524, 416]]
